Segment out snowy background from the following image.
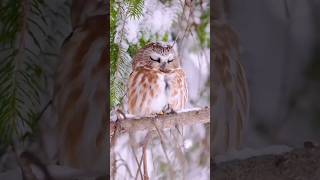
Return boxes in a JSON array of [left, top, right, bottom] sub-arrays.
[[225, 0, 320, 156], [110, 0, 210, 179]]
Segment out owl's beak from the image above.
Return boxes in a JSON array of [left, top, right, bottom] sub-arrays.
[[160, 62, 167, 71]]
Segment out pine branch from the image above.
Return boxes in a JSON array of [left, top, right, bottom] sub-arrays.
[[110, 0, 130, 108], [110, 108, 210, 136], [110, 0, 145, 108], [0, 0, 65, 146]]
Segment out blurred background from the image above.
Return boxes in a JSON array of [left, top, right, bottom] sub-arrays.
[[0, 0, 71, 178], [5, 0, 320, 178], [226, 0, 320, 150], [110, 0, 210, 179]]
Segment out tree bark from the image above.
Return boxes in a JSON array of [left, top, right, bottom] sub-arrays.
[[213, 145, 320, 180], [110, 107, 210, 136]]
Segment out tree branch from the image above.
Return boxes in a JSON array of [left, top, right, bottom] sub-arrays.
[[213, 145, 320, 180], [110, 108, 210, 136]]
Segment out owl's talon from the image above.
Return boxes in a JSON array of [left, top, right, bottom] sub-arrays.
[[144, 113, 157, 118], [116, 109, 126, 119], [162, 104, 177, 114], [157, 112, 165, 116], [168, 109, 177, 114]]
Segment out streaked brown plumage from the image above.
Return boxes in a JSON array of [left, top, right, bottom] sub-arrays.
[[128, 42, 188, 116], [53, 0, 107, 173], [212, 0, 250, 156]]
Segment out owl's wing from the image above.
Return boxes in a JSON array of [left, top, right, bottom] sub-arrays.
[[212, 21, 250, 156], [116, 71, 134, 115]]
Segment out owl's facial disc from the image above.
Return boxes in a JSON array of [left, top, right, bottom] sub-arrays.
[[149, 52, 175, 72], [150, 53, 173, 63]]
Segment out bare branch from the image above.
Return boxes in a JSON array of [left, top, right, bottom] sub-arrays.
[[213, 145, 320, 180], [110, 108, 210, 136]]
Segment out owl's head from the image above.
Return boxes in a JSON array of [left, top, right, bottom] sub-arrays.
[[132, 42, 180, 72]]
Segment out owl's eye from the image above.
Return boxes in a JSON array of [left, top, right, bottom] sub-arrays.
[[168, 59, 174, 63], [150, 57, 160, 63]]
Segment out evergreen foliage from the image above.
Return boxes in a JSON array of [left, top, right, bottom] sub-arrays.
[[0, 0, 68, 148], [110, 0, 145, 108], [110, 0, 210, 108]]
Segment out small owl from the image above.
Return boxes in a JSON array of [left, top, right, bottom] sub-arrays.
[[127, 42, 188, 116], [212, 0, 250, 155]]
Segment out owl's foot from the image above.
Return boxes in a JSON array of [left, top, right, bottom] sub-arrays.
[[162, 104, 177, 115], [168, 109, 177, 114], [116, 109, 127, 119], [157, 111, 165, 115], [144, 113, 158, 118]]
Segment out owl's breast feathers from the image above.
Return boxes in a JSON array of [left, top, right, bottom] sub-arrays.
[[128, 67, 188, 116]]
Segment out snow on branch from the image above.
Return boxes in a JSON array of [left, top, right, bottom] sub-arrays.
[[213, 144, 320, 180], [110, 107, 210, 136]]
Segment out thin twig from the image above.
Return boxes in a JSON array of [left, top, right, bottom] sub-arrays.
[[130, 132, 144, 180], [142, 132, 151, 180], [134, 149, 144, 180], [35, 100, 53, 123], [173, 0, 193, 47], [111, 120, 120, 180], [153, 121, 174, 179], [116, 153, 134, 178]]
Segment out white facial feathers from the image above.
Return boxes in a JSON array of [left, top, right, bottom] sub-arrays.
[[150, 52, 174, 63]]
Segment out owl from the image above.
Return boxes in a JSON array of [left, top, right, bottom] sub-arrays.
[[51, 0, 107, 174], [127, 42, 188, 116], [212, 0, 250, 156]]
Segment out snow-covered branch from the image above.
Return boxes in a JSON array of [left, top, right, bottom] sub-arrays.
[[110, 107, 210, 136], [213, 145, 320, 180]]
